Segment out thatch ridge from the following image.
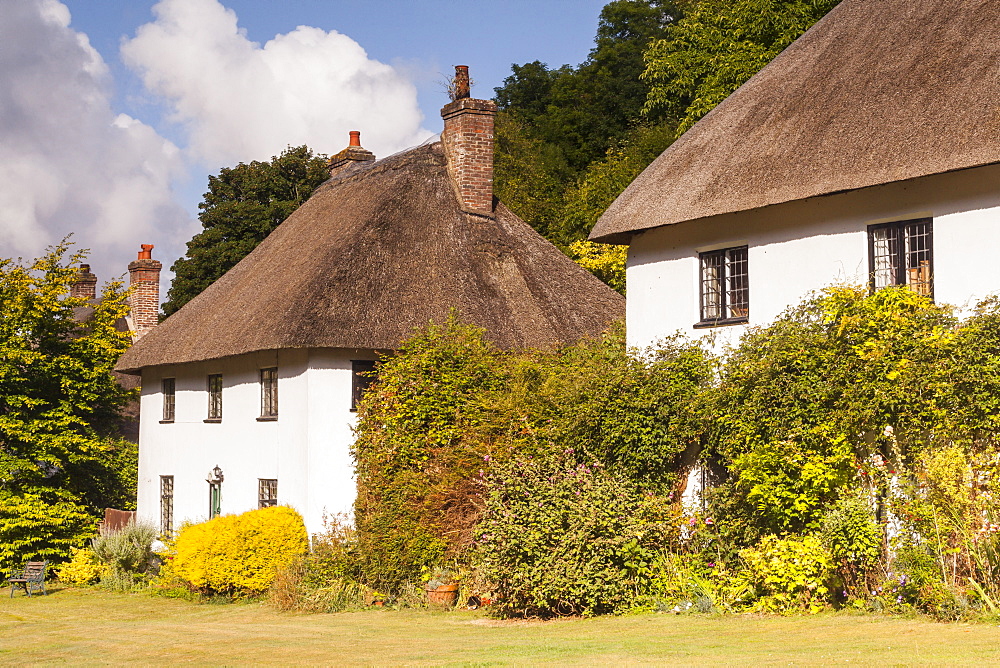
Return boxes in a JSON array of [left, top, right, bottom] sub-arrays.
[[117, 142, 624, 372], [590, 0, 1000, 243]]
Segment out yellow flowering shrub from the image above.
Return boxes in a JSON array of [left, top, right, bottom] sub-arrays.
[[56, 546, 105, 586], [171, 506, 308, 597]]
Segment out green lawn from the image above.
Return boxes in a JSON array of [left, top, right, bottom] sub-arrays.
[[1, 587, 998, 665]]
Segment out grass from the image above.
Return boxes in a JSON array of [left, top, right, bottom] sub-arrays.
[[1, 587, 999, 665]]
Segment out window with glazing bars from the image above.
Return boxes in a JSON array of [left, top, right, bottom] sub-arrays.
[[207, 374, 222, 420], [160, 475, 174, 534], [868, 219, 933, 298], [699, 246, 749, 324], [351, 360, 378, 411], [260, 367, 278, 418], [161, 378, 175, 422], [258, 479, 278, 508]]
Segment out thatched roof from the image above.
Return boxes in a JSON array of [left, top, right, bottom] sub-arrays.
[[117, 142, 623, 372], [590, 0, 1000, 243]]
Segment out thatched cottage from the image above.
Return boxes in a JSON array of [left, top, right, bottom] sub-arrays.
[[116, 67, 624, 535], [591, 0, 1000, 350]]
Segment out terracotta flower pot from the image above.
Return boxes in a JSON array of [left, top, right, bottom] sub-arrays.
[[426, 583, 459, 607]]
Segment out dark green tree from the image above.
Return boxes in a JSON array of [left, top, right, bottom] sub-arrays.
[[495, 0, 685, 171], [162, 145, 329, 317], [493, 1, 687, 258]]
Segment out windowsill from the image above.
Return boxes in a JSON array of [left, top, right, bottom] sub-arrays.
[[693, 316, 749, 329], [256, 415, 278, 422], [159, 419, 174, 424], [203, 418, 222, 423]]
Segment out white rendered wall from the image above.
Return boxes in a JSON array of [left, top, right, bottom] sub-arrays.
[[136, 348, 375, 536], [627, 164, 1000, 350]]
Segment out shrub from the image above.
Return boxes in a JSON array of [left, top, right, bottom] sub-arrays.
[[91, 520, 158, 591], [0, 490, 97, 576], [170, 506, 308, 597], [352, 315, 710, 595], [269, 557, 369, 613], [820, 494, 882, 596], [352, 315, 503, 594], [728, 535, 833, 614], [474, 452, 668, 618], [56, 547, 104, 585]]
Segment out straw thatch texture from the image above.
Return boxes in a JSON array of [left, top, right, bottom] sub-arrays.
[[117, 142, 624, 372], [590, 0, 1000, 243]]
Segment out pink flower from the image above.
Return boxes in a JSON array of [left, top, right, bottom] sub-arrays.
[[705, 517, 714, 525], [688, 517, 697, 526]]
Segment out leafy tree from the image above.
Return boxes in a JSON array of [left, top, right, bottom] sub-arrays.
[[0, 241, 136, 573], [495, 1, 685, 171], [162, 145, 329, 317], [492, 0, 686, 279], [643, 0, 841, 132], [556, 122, 675, 245]]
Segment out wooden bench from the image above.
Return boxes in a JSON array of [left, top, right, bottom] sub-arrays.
[[8, 561, 47, 598]]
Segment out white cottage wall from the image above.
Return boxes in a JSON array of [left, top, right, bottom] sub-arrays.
[[626, 164, 1000, 350], [303, 349, 375, 533], [136, 348, 376, 536]]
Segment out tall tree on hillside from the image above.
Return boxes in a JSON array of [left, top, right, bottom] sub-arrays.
[[643, 0, 841, 133], [162, 145, 329, 317]]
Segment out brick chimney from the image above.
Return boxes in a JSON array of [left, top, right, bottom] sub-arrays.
[[328, 130, 375, 175], [71, 264, 98, 300], [128, 244, 161, 340], [440, 65, 497, 216]]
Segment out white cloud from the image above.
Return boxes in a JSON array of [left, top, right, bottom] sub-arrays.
[[121, 0, 433, 167], [0, 0, 192, 284]]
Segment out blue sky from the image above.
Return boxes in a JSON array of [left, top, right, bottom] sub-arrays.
[[61, 0, 606, 161], [1, 0, 606, 284]]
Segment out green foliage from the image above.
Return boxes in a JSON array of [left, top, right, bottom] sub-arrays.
[[708, 285, 957, 544], [567, 241, 627, 295], [91, 520, 158, 591], [643, 0, 841, 132], [820, 494, 882, 594], [55, 546, 104, 586], [495, 1, 685, 171], [0, 490, 97, 576], [352, 315, 710, 595], [169, 506, 308, 597], [0, 242, 134, 575], [728, 535, 833, 614], [163, 145, 329, 316], [269, 558, 369, 613], [557, 122, 676, 245], [474, 453, 668, 617], [506, 328, 713, 488], [492, 1, 683, 257], [352, 315, 504, 594]]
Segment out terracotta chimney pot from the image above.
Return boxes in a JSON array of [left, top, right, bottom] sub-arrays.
[[328, 131, 375, 175], [454, 65, 470, 100]]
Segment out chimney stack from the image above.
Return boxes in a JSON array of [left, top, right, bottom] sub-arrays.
[[440, 65, 496, 215], [328, 130, 375, 175], [71, 264, 98, 300], [128, 244, 161, 340]]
